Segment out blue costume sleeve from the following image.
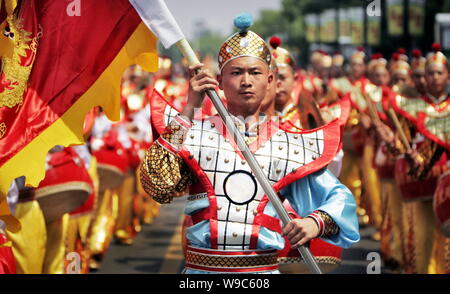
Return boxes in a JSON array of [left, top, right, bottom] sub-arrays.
[[280, 168, 360, 248]]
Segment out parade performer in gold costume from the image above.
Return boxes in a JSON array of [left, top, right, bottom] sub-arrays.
[[328, 48, 368, 225], [375, 44, 449, 273], [140, 14, 359, 274]]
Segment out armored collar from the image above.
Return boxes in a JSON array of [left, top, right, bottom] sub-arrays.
[[425, 93, 448, 105]]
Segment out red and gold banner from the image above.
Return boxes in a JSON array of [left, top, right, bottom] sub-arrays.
[[339, 9, 351, 40], [409, 0, 425, 36], [387, 0, 404, 36], [305, 14, 318, 43], [0, 0, 158, 231], [350, 7, 364, 45], [368, 16, 381, 46], [320, 9, 337, 43]]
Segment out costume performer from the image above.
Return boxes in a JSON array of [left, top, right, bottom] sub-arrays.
[[259, 40, 345, 273], [328, 48, 368, 225], [384, 45, 449, 273], [140, 15, 359, 274], [374, 53, 412, 270], [350, 55, 391, 239]]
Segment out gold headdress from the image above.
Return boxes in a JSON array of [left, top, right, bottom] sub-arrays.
[[426, 43, 448, 70], [269, 36, 295, 69], [411, 49, 426, 73], [332, 52, 345, 67], [310, 50, 323, 65], [350, 47, 366, 64], [368, 53, 388, 74], [390, 53, 410, 75], [321, 53, 333, 68], [218, 14, 271, 71], [397, 48, 409, 62]]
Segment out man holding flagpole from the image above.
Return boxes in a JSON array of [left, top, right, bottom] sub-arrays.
[[0, 0, 359, 274], [139, 11, 359, 274]]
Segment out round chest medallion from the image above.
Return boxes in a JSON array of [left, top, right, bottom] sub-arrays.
[[223, 170, 257, 205]]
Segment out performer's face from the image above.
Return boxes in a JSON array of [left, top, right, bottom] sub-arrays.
[[391, 72, 412, 87], [275, 66, 296, 111], [425, 64, 449, 95], [371, 69, 390, 86], [260, 66, 278, 115], [412, 71, 427, 94], [350, 61, 366, 80], [219, 57, 273, 117]]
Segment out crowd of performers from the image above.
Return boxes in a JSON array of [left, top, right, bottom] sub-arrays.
[[286, 42, 450, 274], [0, 20, 449, 274], [138, 18, 449, 274], [323, 43, 450, 274], [268, 42, 450, 274]]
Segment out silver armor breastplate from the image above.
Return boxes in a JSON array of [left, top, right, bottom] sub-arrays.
[[183, 119, 325, 250]]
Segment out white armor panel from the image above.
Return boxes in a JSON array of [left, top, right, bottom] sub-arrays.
[[164, 107, 325, 250]]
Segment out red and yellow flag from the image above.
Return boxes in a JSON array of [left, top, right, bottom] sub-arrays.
[[0, 0, 159, 231]]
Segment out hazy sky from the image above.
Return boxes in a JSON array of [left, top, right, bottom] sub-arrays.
[[164, 0, 281, 39]]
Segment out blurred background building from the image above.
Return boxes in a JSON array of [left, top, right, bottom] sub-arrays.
[[160, 0, 450, 70]]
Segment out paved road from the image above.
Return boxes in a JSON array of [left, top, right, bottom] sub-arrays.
[[95, 197, 392, 274], [330, 226, 392, 274], [95, 197, 185, 274]]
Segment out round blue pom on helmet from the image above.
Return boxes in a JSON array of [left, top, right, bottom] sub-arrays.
[[234, 13, 253, 33]]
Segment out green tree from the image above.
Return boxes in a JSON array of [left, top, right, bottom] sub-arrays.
[[157, 30, 224, 63], [194, 30, 224, 58], [252, 10, 285, 39]]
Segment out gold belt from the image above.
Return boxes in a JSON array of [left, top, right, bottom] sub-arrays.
[[185, 247, 279, 272]]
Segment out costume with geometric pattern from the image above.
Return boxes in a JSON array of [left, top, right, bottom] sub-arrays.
[[140, 90, 360, 273]]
